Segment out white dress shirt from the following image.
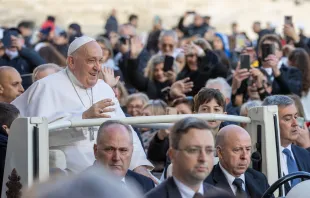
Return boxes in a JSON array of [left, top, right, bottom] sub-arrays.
[[261, 57, 285, 81], [280, 144, 296, 186], [173, 177, 204, 198], [219, 162, 246, 195]]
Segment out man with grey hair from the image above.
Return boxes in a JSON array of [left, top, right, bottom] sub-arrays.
[[93, 120, 155, 194], [12, 36, 153, 175], [158, 30, 182, 58], [262, 95, 310, 192], [239, 100, 262, 128], [206, 77, 239, 116], [146, 117, 230, 198], [32, 63, 62, 82]]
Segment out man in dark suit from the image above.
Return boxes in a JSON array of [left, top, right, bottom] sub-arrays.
[[92, 120, 155, 194], [146, 117, 232, 198], [205, 125, 271, 198], [263, 95, 310, 193], [258, 34, 302, 96]]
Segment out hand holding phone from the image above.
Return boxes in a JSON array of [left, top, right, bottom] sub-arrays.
[[164, 56, 174, 72], [262, 44, 275, 61], [240, 54, 250, 70], [285, 16, 293, 25]]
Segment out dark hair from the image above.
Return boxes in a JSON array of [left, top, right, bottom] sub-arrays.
[[194, 88, 226, 112], [288, 48, 310, 93], [47, 16, 55, 22], [169, 117, 210, 149], [0, 102, 20, 128], [17, 21, 34, 29], [97, 120, 132, 143], [129, 14, 138, 22], [259, 34, 283, 52], [172, 98, 193, 109]]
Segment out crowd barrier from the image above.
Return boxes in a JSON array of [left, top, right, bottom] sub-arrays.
[[1, 105, 286, 197]]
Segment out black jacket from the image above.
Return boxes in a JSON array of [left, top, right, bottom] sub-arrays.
[[177, 50, 228, 96], [178, 17, 209, 38], [204, 163, 271, 198], [260, 65, 302, 96], [126, 58, 171, 100], [118, 48, 150, 93], [145, 176, 233, 198], [0, 47, 45, 89], [0, 128, 8, 194], [87, 163, 155, 194]]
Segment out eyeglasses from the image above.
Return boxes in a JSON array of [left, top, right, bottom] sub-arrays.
[[176, 146, 215, 156]]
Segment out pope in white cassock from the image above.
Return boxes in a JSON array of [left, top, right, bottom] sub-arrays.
[[12, 36, 153, 174]]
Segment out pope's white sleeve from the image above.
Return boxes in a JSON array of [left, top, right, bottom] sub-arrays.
[[114, 97, 154, 170]]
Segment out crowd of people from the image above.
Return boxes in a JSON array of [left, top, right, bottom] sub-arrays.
[[1, 9, 310, 197]]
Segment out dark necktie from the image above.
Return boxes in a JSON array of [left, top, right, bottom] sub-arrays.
[[233, 178, 247, 198], [282, 148, 300, 187], [193, 192, 204, 198]]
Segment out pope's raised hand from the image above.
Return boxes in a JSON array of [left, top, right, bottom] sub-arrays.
[[82, 99, 115, 119]]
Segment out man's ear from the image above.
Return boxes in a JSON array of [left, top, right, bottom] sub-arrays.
[[93, 144, 98, 159], [67, 56, 75, 70], [216, 146, 223, 159], [168, 148, 175, 163], [226, 98, 230, 105]]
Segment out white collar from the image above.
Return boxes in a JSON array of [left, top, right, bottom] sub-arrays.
[[121, 177, 126, 184], [281, 144, 294, 158], [173, 177, 204, 198], [66, 67, 85, 89], [219, 162, 245, 186]]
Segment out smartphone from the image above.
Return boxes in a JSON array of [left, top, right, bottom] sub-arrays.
[[240, 54, 250, 70], [285, 16, 293, 25], [163, 56, 174, 72], [262, 44, 275, 61], [166, 107, 178, 115], [297, 117, 305, 129], [186, 11, 196, 15]]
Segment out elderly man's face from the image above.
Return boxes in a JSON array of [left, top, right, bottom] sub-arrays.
[[94, 124, 133, 177], [278, 104, 299, 147], [68, 41, 103, 88], [160, 36, 176, 56], [0, 69, 24, 103], [217, 129, 252, 177], [169, 128, 214, 183]]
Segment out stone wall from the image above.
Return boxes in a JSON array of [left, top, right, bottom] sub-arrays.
[[0, 0, 309, 39]]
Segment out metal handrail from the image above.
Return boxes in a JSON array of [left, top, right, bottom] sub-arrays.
[[48, 113, 251, 131]]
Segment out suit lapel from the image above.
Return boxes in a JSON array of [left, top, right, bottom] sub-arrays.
[[291, 145, 306, 171], [212, 164, 234, 195], [166, 177, 182, 198], [245, 171, 260, 197]]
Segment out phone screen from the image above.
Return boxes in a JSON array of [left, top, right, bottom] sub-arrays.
[[297, 117, 305, 129], [164, 56, 174, 72], [240, 54, 250, 70], [262, 44, 275, 61], [285, 16, 293, 25]]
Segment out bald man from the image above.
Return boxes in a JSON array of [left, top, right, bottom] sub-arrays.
[[204, 125, 271, 198], [12, 36, 153, 174], [0, 66, 24, 103]]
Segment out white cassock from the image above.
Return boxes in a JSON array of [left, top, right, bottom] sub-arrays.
[[12, 68, 153, 173]]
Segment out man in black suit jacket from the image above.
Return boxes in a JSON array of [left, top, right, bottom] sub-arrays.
[[145, 117, 232, 198], [205, 164, 270, 198], [204, 125, 271, 198], [92, 120, 155, 194], [263, 95, 310, 193], [258, 34, 302, 96]]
